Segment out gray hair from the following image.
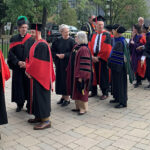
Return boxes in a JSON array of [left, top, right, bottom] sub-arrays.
[[138, 17, 144, 22], [76, 31, 88, 44], [59, 24, 69, 33]]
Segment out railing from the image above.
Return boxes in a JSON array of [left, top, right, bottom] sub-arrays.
[[0, 38, 9, 59]]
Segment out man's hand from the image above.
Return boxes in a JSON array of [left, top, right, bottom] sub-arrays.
[[25, 71, 32, 79], [18, 61, 24, 67], [130, 40, 134, 44], [78, 78, 82, 82], [56, 54, 65, 59], [21, 62, 26, 68], [141, 60, 145, 67], [92, 56, 99, 63], [136, 46, 144, 50]]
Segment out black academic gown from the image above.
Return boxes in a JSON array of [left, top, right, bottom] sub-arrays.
[[143, 32, 150, 81], [0, 72, 8, 125], [0, 50, 10, 125], [26, 41, 53, 119], [108, 38, 127, 105], [7, 34, 34, 108], [51, 36, 75, 95]]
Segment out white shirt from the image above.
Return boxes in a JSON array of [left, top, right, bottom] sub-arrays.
[[93, 33, 103, 53]]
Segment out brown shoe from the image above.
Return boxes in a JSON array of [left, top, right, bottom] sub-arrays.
[[28, 118, 41, 123], [33, 122, 51, 130], [100, 95, 108, 100]]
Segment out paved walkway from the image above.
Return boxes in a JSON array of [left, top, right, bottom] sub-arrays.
[[1, 77, 150, 150]]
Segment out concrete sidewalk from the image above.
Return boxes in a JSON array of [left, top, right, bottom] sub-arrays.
[[1, 77, 150, 150]]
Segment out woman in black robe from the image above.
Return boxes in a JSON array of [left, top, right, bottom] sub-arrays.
[[51, 24, 75, 107]]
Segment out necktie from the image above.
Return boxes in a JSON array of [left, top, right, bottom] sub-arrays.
[[95, 34, 100, 55]]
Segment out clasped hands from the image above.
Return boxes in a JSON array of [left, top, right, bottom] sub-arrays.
[[56, 54, 65, 59]]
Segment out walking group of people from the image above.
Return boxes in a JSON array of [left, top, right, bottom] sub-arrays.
[[0, 15, 150, 133]]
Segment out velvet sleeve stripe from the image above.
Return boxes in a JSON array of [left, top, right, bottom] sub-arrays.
[[111, 55, 124, 61], [80, 62, 91, 66], [110, 60, 123, 64], [80, 68, 91, 72], [112, 50, 124, 55], [80, 56, 90, 60]]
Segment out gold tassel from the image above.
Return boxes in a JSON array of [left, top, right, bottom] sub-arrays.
[[82, 89, 85, 95]]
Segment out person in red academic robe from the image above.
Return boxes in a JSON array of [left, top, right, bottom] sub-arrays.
[[25, 24, 55, 130], [67, 31, 92, 115], [0, 50, 10, 138], [88, 15, 112, 100]]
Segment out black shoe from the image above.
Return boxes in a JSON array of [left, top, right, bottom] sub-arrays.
[[16, 107, 22, 112], [57, 98, 64, 104], [61, 100, 70, 107], [88, 93, 97, 97], [109, 99, 119, 103], [144, 84, 150, 89], [78, 112, 86, 115], [134, 82, 142, 88], [115, 104, 127, 108], [71, 109, 80, 112]]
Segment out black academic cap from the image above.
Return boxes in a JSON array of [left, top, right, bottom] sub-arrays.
[[93, 15, 106, 22], [105, 25, 113, 31], [112, 24, 120, 30], [17, 16, 29, 27], [112, 24, 126, 34], [30, 24, 42, 31]]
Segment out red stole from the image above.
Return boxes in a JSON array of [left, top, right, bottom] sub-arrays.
[[9, 33, 31, 49], [26, 39, 55, 90], [0, 50, 10, 90], [136, 34, 146, 78]]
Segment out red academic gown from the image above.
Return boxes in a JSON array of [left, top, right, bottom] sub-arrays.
[[88, 31, 112, 94], [67, 44, 92, 102], [136, 35, 146, 78], [0, 50, 10, 125], [26, 39, 55, 118]]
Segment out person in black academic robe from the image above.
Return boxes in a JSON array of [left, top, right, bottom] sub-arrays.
[[67, 31, 92, 115], [51, 24, 75, 107], [137, 22, 150, 89], [7, 16, 34, 112], [0, 50, 10, 138], [108, 24, 134, 108], [26, 24, 55, 130], [81, 15, 96, 40], [88, 15, 112, 100]]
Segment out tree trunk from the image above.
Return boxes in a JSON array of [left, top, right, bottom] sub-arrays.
[[10, 24, 14, 35], [41, 6, 47, 39]]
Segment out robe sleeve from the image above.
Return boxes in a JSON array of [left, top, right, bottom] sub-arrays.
[[74, 47, 92, 80], [143, 34, 150, 57], [7, 38, 19, 69], [51, 38, 58, 62], [108, 42, 124, 72], [64, 39, 75, 58]]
